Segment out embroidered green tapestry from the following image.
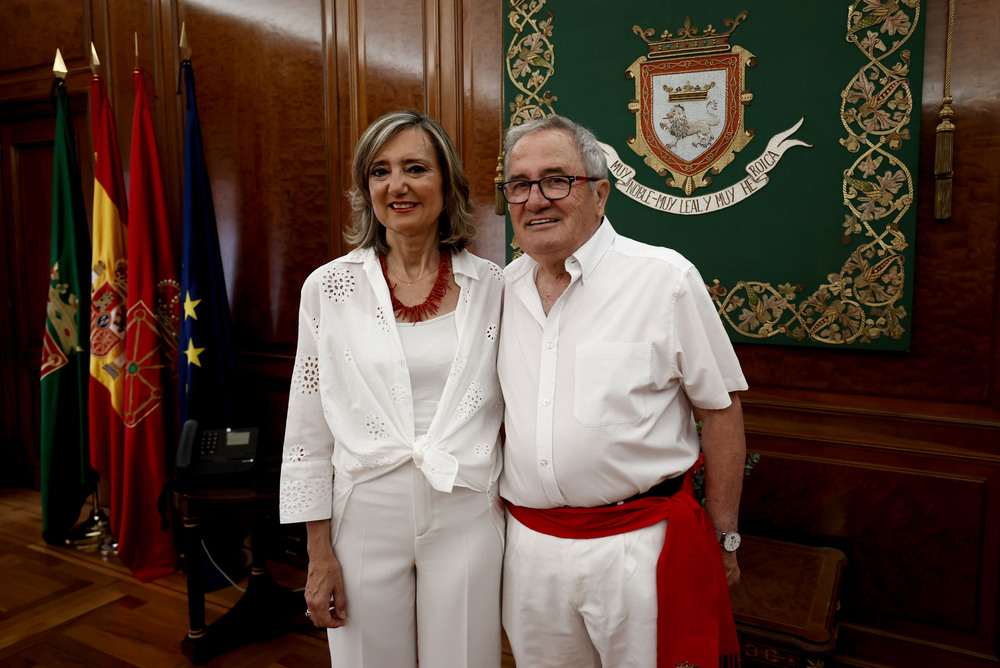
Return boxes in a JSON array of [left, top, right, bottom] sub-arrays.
[[502, 1, 925, 349]]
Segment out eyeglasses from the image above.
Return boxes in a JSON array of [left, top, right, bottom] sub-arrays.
[[497, 175, 598, 204]]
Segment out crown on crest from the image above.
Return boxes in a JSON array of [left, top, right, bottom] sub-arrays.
[[634, 11, 747, 60], [665, 81, 716, 102]]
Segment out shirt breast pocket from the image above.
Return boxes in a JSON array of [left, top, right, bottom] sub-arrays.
[[573, 342, 651, 427]]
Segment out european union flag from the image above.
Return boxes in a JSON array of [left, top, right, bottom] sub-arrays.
[[179, 59, 234, 429]]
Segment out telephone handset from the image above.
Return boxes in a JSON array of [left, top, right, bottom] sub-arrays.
[[176, 419, 260, 481]]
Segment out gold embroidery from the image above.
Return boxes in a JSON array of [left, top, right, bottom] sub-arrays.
[[710, 1, 918, 344]]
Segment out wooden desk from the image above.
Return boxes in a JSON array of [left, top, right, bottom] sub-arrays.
[[730, 535, 848, 668], [172, 480, 311, 665]]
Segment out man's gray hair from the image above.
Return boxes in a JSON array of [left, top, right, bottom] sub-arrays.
[[503, 115, 608, 182]]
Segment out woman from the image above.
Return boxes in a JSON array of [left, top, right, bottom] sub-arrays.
[[278, 110, 505, 667]]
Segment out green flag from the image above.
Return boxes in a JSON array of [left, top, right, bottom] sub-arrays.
[[40, 77, 95, 544]]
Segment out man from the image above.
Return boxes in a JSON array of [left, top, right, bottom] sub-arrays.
[[497, 114, 748, 668]]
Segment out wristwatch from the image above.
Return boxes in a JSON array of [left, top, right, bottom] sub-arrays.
[[715, 530, 742, 552]]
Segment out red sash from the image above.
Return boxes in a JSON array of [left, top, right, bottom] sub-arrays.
[[506, 461, 741, 668]]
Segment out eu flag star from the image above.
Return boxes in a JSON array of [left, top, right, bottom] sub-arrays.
[[183, 291, 201, 320], [184, 339, 206, 367]]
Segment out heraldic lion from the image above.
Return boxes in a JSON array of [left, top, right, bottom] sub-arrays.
[[660, 100, 720, 150]]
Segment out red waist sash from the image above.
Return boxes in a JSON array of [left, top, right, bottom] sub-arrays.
[[506, 461, 741, 668]]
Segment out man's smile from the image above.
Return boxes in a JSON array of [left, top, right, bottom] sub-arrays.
[[525, 217, 558, 227]]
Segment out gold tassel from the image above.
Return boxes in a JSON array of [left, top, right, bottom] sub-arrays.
[[933, 0, 955, 221], [495, 149, 507, 215], [933, 96, 954, 221], [497, 32, 507, 218]]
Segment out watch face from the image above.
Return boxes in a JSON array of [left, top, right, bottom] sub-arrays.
[[723, 532, 741, 552]]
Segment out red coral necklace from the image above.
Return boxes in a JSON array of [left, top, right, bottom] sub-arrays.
[[379, 251, 451, 323]]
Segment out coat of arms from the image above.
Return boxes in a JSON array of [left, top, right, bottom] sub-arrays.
[[626, 11, 755, 196]]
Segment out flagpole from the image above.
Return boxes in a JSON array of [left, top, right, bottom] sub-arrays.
[[65, 491, 112, 550], [41, 49, 97, 544], [66, 42, 113, 552]]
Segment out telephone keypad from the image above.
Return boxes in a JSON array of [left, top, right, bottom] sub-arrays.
[[199, 432, 220, 457]]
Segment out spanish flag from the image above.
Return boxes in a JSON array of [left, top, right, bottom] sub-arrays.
[[88, 72, 128, 539]]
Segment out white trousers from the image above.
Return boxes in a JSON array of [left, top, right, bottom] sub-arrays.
[[329, 461, 503, 668], [502, 513, 666, 668]]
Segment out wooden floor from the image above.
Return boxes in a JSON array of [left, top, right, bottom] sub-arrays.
[[0, 488, 517, 667]]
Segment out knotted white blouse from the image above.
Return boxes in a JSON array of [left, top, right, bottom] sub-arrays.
[[279, 247, 505, 542]]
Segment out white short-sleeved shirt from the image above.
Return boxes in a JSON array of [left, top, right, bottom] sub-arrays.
[[498, 219, 748, 509], [279, 247, 505, 541]]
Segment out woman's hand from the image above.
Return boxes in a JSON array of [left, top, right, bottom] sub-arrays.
[[305, 551, 348, 627], [304, 519, 348, 628]]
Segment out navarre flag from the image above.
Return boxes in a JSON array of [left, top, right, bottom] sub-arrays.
[[40, 74, 96, 544], [88, 72, 128, 538], [122, 68, 180, 580], [179, 59, 234, 429]]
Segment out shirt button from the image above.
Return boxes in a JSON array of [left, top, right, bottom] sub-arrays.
[[539, 459, 548, 467], [545, 342, 554, 349], [541, 398, 550, 406]]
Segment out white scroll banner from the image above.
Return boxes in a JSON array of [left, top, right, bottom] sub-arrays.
[[600, 118, 811, 215]]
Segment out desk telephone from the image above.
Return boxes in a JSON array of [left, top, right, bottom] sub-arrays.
[[176, 419, 260, 481]]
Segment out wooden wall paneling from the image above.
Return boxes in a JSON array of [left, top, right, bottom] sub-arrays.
[[322, 0, 346, 262], [0, 0, 91, 105], [425, 0, 461, 143], [0, 126, 15, 485], [424, 0, 443, 129], [359, 0, 426, 123], [425, 0, 507, 265], [106, 0, 182, 240], [335, 0, 364, 154], [168, 1, 332, 352], [943, 0, 1000, 418], [153, 0, 184, 241], [464, 0, 505, 265], [331, 0, 361, 261], [91, 1, 139, 188], [740, 438, 1000, 666], [742, 391, 1000, 664]]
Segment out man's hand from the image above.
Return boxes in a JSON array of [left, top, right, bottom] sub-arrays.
[[722, 551, 741, 589]]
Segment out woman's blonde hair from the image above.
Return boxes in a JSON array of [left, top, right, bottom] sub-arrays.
[[346, 110, 475, 254]]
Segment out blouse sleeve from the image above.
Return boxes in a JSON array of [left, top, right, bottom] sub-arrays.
[[279, 275, 335, 523]]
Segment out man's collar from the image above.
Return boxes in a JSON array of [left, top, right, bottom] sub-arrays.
[[567, 217, 615, 282]]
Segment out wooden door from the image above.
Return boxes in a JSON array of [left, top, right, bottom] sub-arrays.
[[0, 97, 92, 487]]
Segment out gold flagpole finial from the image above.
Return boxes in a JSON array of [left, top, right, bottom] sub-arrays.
[[180, 22, 191, 60], [90, 42, 100, 76], [53, 48, 68, 79]]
